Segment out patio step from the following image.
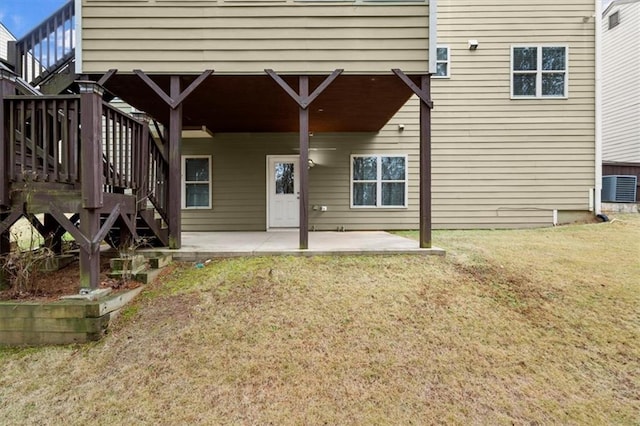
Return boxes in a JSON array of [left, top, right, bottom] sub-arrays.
[[108, 253, 172, 285]]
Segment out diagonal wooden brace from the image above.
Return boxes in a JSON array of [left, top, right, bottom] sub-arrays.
[[392, 69, 434, 108], [0, 210, 23, 235], [118, 212, 138, 240], [48, 203, 91, 254], [265, 69, 343, 109], [134, 70, 213, 110]]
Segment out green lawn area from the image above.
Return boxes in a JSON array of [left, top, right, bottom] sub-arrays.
[[1, 215, 639, 424]]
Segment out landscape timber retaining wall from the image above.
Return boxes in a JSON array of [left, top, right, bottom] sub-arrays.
[[0, 287, 143, 347]]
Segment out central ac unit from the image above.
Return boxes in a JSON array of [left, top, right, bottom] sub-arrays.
[[602, 175, 637, 202]]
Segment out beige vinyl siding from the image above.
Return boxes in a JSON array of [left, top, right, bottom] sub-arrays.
[[602, 1, 640, 163], [431, 0, 596, 228], [181, 101, 419, 231], [80, 0, 429, 74]]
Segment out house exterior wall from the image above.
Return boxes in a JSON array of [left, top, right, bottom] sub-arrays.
[[182, 100, 419, 231], [430, 0, 597, 228], [602, 0, 640, 163], [0, 23, 15, 62], [79, 0, 429, 75]]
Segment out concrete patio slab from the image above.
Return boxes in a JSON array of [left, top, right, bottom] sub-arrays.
[[144, 231, 445, 261]]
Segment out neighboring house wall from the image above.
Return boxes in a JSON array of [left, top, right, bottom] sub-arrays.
[[602, 0, 640, 163], [0, 23, 15, 62], [80, 0, 429, 74], [430, 0, 596, 228]]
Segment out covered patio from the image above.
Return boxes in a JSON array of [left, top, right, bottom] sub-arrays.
[[146, 231, 445, 261]]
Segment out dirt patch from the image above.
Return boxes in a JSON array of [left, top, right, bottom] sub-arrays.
[[0, 250, 140, 302]]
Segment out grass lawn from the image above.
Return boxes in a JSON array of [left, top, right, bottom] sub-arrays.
[[1, 215, 638, 424]]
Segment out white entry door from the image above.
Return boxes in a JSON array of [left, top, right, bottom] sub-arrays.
[[268, 156, 300, 228]]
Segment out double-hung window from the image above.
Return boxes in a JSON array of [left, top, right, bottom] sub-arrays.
[[182, 155, 212, 209], [511, 45, 568, 98], [434, 46, 450, 78], [351, 155, 407, 208]]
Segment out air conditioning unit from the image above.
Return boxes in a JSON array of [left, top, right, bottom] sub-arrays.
[[602, 175, 637, 202]]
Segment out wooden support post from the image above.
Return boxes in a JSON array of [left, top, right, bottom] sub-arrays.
[[419, 75, 432, 248], [0, 70, 17, 208], [133, 70, 212, 249], [265, 69, 343, 249], [299, 77, 310, 249], [78, 81, 105, 290], [0, 71, 17, 268], [392, 69, 434, 248], [168, 76, 182, 249]]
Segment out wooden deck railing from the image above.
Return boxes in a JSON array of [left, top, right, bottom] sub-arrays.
[[1, 95, 168, 210], [11, 1, 75, 86], [146, 133, 169, 223], [4, 95, 80, 184]]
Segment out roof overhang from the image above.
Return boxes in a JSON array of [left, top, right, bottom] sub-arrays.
[[95, 73, 422, 133]]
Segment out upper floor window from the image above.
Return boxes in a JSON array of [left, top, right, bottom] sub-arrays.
[[511, 46, 567, 99], [182, 155, 212, 209], [351, 155, 407, 208], [434, 46, 450, 78], [608, 11, 620, 29]]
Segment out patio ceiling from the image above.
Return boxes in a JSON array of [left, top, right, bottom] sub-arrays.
[[96, 73, 421, 133]]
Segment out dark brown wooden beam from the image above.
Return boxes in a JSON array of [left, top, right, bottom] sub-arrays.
[[265, 70, 343, 249], [0, 71, 16, 207], [392, 70, 433, 248], [133, 70, 213, 109], [419, 75, 432, 249], [168, 76, 182, 249], [78, 81, 104, 209], [97, 69, 118, 87], [134, 71, 213, 249], [78, 81, 105, 289], [299, 76, 310, 249]]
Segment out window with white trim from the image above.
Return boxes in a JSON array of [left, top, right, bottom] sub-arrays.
[[434, 46, 450, 78], [182, 155, 212, 209], [511, 46, 568, 98], [351, 155, 407, 208]]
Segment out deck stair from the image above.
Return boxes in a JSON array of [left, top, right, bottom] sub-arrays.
[[108, 253, 172, 284]]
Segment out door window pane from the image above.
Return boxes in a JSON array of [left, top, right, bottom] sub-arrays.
[[275, 163, 295, 194]]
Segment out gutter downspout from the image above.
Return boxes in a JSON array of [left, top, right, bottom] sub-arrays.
[[75, 0, 83, 74], [594, 0, 602, 214], [428, 0, 438, 75]]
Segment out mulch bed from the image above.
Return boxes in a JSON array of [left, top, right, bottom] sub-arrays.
[[0, 250, 140, 302]]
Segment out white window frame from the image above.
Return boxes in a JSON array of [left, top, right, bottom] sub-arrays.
[[181, 155, 212, 209], [433, 45, 450, 79], [350, 154, 408, 209], [510, 45, 569, 99]]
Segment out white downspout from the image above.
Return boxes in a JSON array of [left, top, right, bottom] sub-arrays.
[[429, 0, 438, 75], [594, 0, 602, 214], [75, 0, 83, 74]]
